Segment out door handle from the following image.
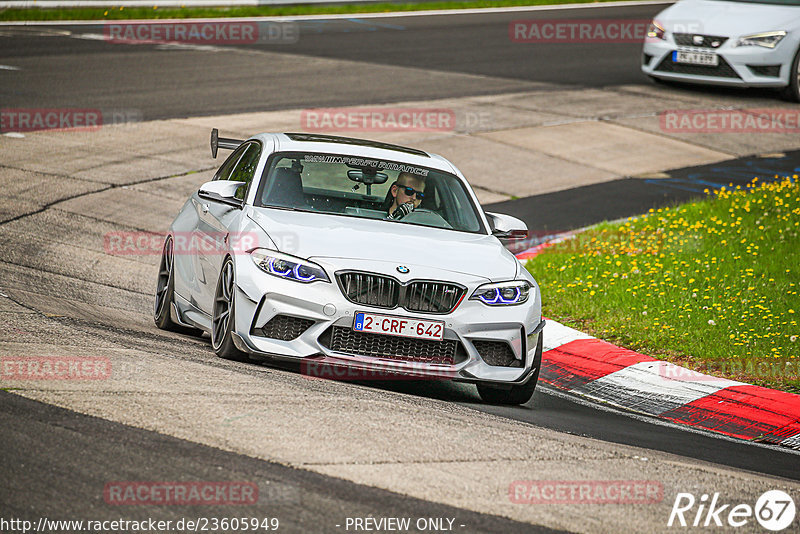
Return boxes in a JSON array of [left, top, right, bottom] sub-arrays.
[[201, 203, 209, 214]]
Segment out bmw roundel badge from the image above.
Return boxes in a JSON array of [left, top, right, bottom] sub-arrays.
[[396, 266, 410, 274]]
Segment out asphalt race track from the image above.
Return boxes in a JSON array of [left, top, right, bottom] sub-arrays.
[[0, 3, 738, 119], [2, 3, 800, 532]]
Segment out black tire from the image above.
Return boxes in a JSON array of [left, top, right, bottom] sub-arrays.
[[781, 47, 800, 103], [211, 257, 250, 362], [154, 237, 203, 336], [477, 331, 543, 405]]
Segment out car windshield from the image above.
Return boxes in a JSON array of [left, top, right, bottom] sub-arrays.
[[717, 0, 800, 4], [255, 152, 485, 233]]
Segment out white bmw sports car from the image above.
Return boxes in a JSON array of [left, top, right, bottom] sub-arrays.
[[642, 0, 800, 101], [155, 130, 544, 405]]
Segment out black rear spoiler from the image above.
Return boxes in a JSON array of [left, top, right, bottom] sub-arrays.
[[210, 128, 244, 158]]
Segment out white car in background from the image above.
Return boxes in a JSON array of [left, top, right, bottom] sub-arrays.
[[642, 0, 800, 101], [154, 130, 545, 405]]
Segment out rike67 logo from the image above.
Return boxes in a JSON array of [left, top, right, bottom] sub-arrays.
[[668, 490, 796, 531]]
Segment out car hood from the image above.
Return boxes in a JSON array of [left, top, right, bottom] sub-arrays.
[[658, 0, 800, 35], [246, 208, 519, 282]]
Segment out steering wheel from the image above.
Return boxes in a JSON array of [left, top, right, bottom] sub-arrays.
[[401, 209, 453, 229]]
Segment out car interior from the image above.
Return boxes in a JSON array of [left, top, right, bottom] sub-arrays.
[[258, 155, 483, 233]]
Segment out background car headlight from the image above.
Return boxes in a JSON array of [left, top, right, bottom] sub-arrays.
[[647, 20, 666, 41], [470, 281, 531, 306], [736, 31, 787, 49], [250, 249, 329, 283]]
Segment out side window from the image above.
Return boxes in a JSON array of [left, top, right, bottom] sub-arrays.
[[229, 143, 262, 200], [213, 144, 249, 182]]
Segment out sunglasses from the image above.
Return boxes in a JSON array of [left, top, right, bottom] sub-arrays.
[[398, 186, 425, 199]]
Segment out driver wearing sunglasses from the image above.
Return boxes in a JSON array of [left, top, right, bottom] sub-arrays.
[[387, 172, 426, 220]]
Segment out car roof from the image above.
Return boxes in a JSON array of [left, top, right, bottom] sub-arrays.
[[250, 133, 461, 176]]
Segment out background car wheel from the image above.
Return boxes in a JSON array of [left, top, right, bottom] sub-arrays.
[[477, 332, 543, 405], [154, 237, 203, 336], [781, 48, 800, 103], [211, 257, 250, 362]]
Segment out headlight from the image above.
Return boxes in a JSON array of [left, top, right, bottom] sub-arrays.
[[250, 249, 329, 283], [470, 281, 531, 306], [736, 31, 787, 49], [647, 20, 666, 41]]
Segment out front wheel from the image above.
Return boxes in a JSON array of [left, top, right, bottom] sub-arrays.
[[154, 237, 202, 336], [781, 47, 800, 103], [476, 332, 543, 405], [211, 257, 250, 362]]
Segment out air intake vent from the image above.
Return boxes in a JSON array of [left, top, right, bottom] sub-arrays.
[[655, 55, 740, 79], [254, 315, 314, 341], [324, 326, 458, 365], [473, 340, 521, 367], [748, 64, 781, 77]]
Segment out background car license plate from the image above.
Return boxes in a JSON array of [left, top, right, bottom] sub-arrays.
[[673, 50, 718, 66], [353, 312, 444, 341]]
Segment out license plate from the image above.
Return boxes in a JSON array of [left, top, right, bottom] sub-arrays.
[[353, 312, 444, 341], [673, 50, 718, 66]]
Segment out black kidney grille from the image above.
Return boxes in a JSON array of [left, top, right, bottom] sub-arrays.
[[338, 272, 399, 308], [405, 281, 464, 314], [255, 315, 315, 341], [328, 326, 457, 365], [337, 272, 465, 314]]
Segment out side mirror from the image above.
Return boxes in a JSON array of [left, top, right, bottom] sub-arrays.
[[486, 212, 528, 240], [198, 180, 245, 208]]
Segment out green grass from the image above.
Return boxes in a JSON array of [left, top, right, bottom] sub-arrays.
[[0, 0, 631, 21], [526, 176, 800, 393]]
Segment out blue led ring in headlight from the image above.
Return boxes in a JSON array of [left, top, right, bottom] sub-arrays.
[[471, 281, 531, 306], [251, 249, 329, 283], [268, 257, 293, 277]]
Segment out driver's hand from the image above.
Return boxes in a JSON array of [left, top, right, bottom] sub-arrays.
[[389, 201, 415, 220]]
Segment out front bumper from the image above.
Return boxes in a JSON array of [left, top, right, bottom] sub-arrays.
[[642, 38, 795, 88], [231, 257, 544, 385]]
